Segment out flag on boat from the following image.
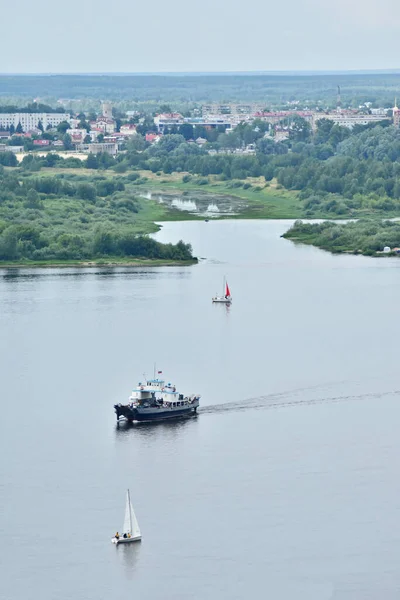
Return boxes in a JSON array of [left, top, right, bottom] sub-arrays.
[[158, 370, 162, 374], [225, 283, 231, 298]]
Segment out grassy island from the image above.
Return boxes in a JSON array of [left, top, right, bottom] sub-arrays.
[[283, 219, 400, 256], [0, 165, 196, 267]]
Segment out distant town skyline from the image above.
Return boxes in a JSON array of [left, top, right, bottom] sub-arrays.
[[1, 0, 400, 74]]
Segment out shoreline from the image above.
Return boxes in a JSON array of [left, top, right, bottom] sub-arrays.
[[0, 258, 198, 269]]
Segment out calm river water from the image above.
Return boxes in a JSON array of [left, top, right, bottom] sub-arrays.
[[1, 220, 400, 600]]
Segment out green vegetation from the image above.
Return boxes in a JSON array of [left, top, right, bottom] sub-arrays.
[[283, 219, 400, 256], [0, 73, 399, 107], [0, 166, 195, 266], [3, 109, 400, 263]]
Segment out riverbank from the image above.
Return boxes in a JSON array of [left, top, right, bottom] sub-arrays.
[[0, 257, 198, 269], [282, 219, 400, 257]]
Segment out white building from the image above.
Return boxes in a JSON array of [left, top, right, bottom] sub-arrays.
[[77, 142, 118, 156], [66, 128, 88, 144], [120, 124, 137, 136], [313, 113, 390, 129], [0, 113, 69, 132], [90, 117, 116, 133]]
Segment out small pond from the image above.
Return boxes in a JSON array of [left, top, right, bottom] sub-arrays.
[[140, 189, 248, 217]]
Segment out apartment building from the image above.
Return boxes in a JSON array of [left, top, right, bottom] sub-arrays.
[[0, 113, 69, 132]]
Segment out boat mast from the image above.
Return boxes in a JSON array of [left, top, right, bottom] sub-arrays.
[[128, 489, 132, 533]]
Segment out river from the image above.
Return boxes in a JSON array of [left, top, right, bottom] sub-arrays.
[[1, 219, 400, 600]]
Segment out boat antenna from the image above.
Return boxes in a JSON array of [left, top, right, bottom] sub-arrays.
[[154, 363, 156, 380]]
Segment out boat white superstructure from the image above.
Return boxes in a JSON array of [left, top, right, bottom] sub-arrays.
[[114, 370, 200, 422]]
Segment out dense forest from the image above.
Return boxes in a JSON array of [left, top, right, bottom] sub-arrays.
[[0, 166, 194, 263], [0, 73, 400, 106], [283, 219, 400, 256]]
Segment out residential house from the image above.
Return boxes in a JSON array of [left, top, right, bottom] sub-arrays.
[[120, 124, 137, 136], [145, 133, 160, 143]]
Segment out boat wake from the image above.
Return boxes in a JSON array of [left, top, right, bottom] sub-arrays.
[[199, 384, 400, 416]]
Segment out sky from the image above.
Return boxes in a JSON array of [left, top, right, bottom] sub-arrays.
[[1, 0, 400, 73]]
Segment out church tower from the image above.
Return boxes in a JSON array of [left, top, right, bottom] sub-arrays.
[[102, 102, 113, 119]]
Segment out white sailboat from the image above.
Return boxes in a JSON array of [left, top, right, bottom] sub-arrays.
[[212, 277, 232, 304], [111, 489, 142, 544]]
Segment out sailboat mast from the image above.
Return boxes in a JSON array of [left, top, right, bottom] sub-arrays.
[[128, 489, 132, 532]]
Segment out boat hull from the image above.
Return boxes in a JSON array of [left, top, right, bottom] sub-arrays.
[[114, 404, 198, 423], [212, 298, 231, 303], [112, 536, 141, 544]]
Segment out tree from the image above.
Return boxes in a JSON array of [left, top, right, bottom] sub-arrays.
[[9, 124, 15, 135], [178, 124, 194, 140], [86, 153, 99, 169], [256, 137, 276, 155], [0, 227, 18, 260], [37, 120, 44, 132], [150, 134, 185, 154], [76, 182, 96, 201], [25, 189, 41, 208], [84, 134, 91, 144], [97, 133, 104, 143], [289, 116, 311, 142], [78, 120, 91, 132], [16, 122, 23, 134], [93, 228, 115, 255], [63, 133, 72, 150], [57, 121, 70, 134]]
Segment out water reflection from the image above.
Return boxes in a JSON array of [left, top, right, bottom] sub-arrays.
[[116, 542, 142, 580], [0, 268, 192, 282], [115, 415, 198, 440], [142, 190, 247, 217]]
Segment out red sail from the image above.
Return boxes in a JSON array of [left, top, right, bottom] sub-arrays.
[[225, 283, 231, 298]]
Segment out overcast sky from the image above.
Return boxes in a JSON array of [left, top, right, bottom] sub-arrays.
[[1, 0, 400, 73]]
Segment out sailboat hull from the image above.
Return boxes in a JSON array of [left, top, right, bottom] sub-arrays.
[[112, 536, 141, 544], [212, 298, 231, 303]]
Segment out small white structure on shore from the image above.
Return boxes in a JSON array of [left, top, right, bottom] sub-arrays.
[[383, 246, 391, 253]]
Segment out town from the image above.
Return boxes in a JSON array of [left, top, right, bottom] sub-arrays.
[[0, 93, 398, 160]]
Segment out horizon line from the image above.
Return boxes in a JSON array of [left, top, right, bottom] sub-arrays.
[[0, 69, 399, 77]]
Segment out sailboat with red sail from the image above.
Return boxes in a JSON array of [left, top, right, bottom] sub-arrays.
[[212, 277, 232, 304]]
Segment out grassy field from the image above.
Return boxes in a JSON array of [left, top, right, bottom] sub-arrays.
[[28, 167, 303, 222], [134, 171, 303, 219]]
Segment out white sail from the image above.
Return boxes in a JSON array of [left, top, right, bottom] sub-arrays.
[[122, 491, 132, 534], [122, 489, 141, 538], [130, 503, 141, 539]]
